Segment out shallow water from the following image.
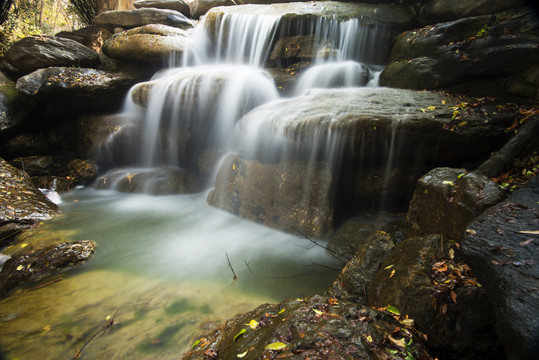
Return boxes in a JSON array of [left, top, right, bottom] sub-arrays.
[[0, 189, 340, 359]]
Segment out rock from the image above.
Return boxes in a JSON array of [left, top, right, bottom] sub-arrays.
[[95, 166, 198, 194], [0, 71, 27, 135], [133, 0, 190, 17], [56, 25, 113, 53], [0, 240, 95, 298], [76, 113, 125, 161], [418, 0, 528, 26], [461, 176, 539, 360], [326, 230, 396, 304], [406, 168, 505, 240], [270, 35, 328, 64], [102, 24, 190, 64], [380, 7, 539, 95], [207, 154, 334, 239], [189, 0, 234, 19], [93, 8, 195, 31], [0, 157, 59, 242], [11, 156, 55, 176], [6, 35, 100, 74], [15, 67, 145, 111], [368, 234, 504, 360], [268, 62, 310, 94], [67, 159, 98, 185], [1, 133, 49, 159], [182, 294, 432, 360], [31, 176, 73, 193]]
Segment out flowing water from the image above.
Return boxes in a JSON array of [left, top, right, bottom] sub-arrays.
[[1, 8, 396, 360]]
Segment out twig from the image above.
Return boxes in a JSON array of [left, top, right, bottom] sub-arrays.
[[307, 262, 341, 271], [294, 228, 350, 264], [72, 309, 119, 360], [226, 252, 237, 282], [243, 259, 253, 274], [21, 276, 63, 293]]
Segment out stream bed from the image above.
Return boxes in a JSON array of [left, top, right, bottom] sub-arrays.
[[0, 188, 340, 359]]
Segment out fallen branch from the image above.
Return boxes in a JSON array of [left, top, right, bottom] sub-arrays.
[[243, 259, 253, 274], [72, 309, 119, 360], [21, 276, 63, 293], [226, 252, 237, 282], [294, 228, 350, 264]]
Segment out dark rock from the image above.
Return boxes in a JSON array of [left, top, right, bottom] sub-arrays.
[[380, 7, 539, 96], [6, 35, 100, 74], [182, 294, 432, 360], [327, 230, 396, 304], [0, 71, 27, 135], [102, 24, 190, 64], [1, 133, 49, 159], [368, 234, 503, 360], [15, 67, 145, 111], [461, 176, 539, 360], [76, 113, 125, 160], [133, 0, 191, 17], [418, 0, 528, 26], [67, 159, 98, 185], [0, 157, 58, 242], [95, 166, 198, 194], [207, 154, 334, 239], [56, 25, 113, 52], [270, 35, 333, 65], [11, 156, 55, 176], [31, 176, 73, 193], [0, 240, 95, 298], [407, 168, 505, 240], [93, 8, 195, 31]]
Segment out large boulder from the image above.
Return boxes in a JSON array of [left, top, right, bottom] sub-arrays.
[[15, 67, 145, 111], [189, 0, 235, 19], [56, 25, 113, 53], [0, 71, 27, 134], [461, 176, 539, 360], [133, 0, 190, 17], [406, 168, 505, 240], [0, 157, 59, 242], [93, 8, 195, 31], [0, 240, 95, 298], [1, 133, 49, 159], [207, 154, 334, 239], [76, 113, 125, 160], [368, 235, 503, 360], [103, 24, 190, 64], [380, 7, 539, 97], [418, 0, 528, 26], [6, 35, 100, 74], [183, 294, 432, 360]]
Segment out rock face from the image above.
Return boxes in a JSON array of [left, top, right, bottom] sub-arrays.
[[380, 7, 539, 97], [133, 0, 190, 17], [461, 177, 539, 360], [15, 67, 144, 110], [368, 234, 503, 360], [103, 24, 190, 64], [183, 294, 432, 360], [406, 168, 505, 240], [0, 157, 59, 242], [0, 240, 95, 298], [0, 71, 26, 134], [1, 133, 49, 160], [93, 8, 194, 30], [207, 154, 334, 238], [6, 35, 100, 74]]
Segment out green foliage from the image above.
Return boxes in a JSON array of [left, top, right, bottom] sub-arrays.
[[0, 0, 13, 25], [66, 0, 98, 26]]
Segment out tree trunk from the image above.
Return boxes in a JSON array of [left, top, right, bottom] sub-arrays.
[[97, 0, 133, 13]]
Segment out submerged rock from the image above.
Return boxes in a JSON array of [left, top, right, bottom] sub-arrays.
[[93, 8, 195, 31], [103, 24, 190, 64], [461, 176, 539, 360], [0, 240, 95, 298], [208, 154, 333, 239], [6, 35, 100, 74], [368, 234, 503, 360], [406, 168, 505, 240], [183, 294, 432, 360], [0, 157, 59, 242]]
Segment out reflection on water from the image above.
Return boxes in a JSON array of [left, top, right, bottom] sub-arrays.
[[0, 189, 340, 359]]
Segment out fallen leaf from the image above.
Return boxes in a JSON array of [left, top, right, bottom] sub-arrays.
[[517, 230, 539, 235], [237, 350, 248, 358], [520, 239, 534, 246], [234, 329, 246, 342], [386, 305, 401, 315], [389, 269, 396, 278], [313, 308, 324, 316], [442, 180, 454, 186], [450, 290, 458, 304], [388, 335, 406, 348], [265, 342, 287, 351], [328, 298, 339, 305], [401, 318, 414, 327], [427, 106, 436, 110], [245, 320, 259, 329], [366, 335, 373, 343], [384, 264, 394, 270]]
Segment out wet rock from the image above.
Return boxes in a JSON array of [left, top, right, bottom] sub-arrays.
[[461, 176, 539, 360], [67, 159, 98, 185], [133, 0, 190, 17], [270, 35, 333, 65], [76, 113, 125, 160], [0, 71, 27, 135], [208, 154, 333, 238], [95, 166, 198, 194], [15, 67, 144, 111], [0, 157, 59, 242], [1, 133, 49, 159], [182, 294, 432, 360], [31, 176, 73, 193], [189, 0, 234, 19], [268, 62, 310, 94], [327, 230, 396, 304], [418, 0, 528, 26], [103, 24, 190, 64], [406, 168, 505, 240], [368, 234, 503, 360], [93, 8, 195, 31], [380, 7, 539, 97], [0, 240, 95, 298], [11, 156, 55, 176], [6, 35, 100, 74], [56, 25, 113, 53]]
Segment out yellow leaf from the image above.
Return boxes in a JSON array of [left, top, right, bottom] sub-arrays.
[[366, 335, 373, 343], [16, 265, 23, 271], [427, 106, 436, 110], [21, 243, 28, 248], [313, 308, 323, 315], [384, 264, 394, 270], [442, 100, 447, 105], [278, 308, 286, 314], [458, 121, 468, 127], [401, 318, 414, 327], [245, 320, 259, 329], [237, 350, 248, 358], [265, 342, 286, 351], [449, 248, 455, 259], [389, 269, 395, 278], [442, 180, 454, 186], [420, 108, 426, 113], [232, 163, 236, 171]]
